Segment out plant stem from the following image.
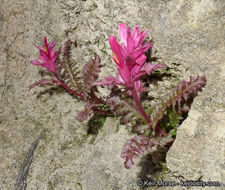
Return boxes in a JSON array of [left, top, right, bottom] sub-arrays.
[[131, 85, 168, 137], [54, 73, 85, 100], [131, 87, 152, 125], [155, 125, 168, 137]]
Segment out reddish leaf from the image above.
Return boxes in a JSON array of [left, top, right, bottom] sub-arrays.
[[82, 55, 102, 96], [150, 76, 206, 129], [121, 136, 174, 169], [134, 63, 167, 81], [121, 136, 158, 169], [76, 103, 95, 122], [29, 79, 61, 90], [59, 40, 83, 93]]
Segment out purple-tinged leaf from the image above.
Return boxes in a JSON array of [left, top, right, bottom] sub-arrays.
[[63, 40, 72, 61], [60, 40, 83, 93], [134, 63, 167, 81], [29, 79, 61, 91], [76, 100, 110, 122], [121, 136, 174, 169], [82, 55, 102, 96], [149, 76, 206, 129], [141, 63, 167, 75], [106, 96, 143, 124], [76, 103, 94, 122], [93, 75, 126, 87], [121, 136, 158, 169]]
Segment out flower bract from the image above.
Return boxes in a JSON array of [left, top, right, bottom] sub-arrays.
[[31, 36, 61, 73]]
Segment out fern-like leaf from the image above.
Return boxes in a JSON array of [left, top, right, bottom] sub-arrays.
[[60, 40, 83, 93], [150, 76, 206, 129], [106, 96, 143, 124], [29, 79, 60, 90], [121, 136, 174, 169], [76, 102, 95, 122], [81, 54, 102, 96], [121, 136, 158, 169]]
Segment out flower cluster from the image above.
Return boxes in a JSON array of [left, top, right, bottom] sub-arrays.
[[31, 36, 61, 73], [94, 23, 166, 98]]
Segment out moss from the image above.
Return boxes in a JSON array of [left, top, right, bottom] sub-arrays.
[[153, 164, 169, 181], [87, 115, 107, 134], [158, 107, 183, 138], [115, 122, 120, 132], [75, 181, 83, 190]]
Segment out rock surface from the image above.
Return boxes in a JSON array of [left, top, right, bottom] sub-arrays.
[[0, 0, 224, 190]]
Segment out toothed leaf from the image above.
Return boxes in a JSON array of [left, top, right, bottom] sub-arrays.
[[121, 135, 174, 169], [150, 76, 206, 129], [29, 79, 60, 90], [59, 40, 83, 93], [121, 136, 158, 169], [76, 102, 95, 122], [106, 96, 143, 124], [82, 55, 102, 96]]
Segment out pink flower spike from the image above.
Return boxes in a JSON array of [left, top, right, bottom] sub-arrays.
[[117, 23, 152, 61], [97, 23, 163, 101], [106, 23, 155, 88], [31, 36, 61, 73]]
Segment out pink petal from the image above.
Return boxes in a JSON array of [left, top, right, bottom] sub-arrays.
[[49, 41, 56, 49], [114, 74, 125, 84], [125, 55, 136, 71], [109, 36, 124, 67], [136, 54, 146, 65], [139, 30, 149, 44], [31, 60, 41, 66], [48, 62, 56, 72], [134, 80, 141, 91], [131, 64, 142, 76], [39, 55, 48, 63], [133, 49, 144, 59], [142, 42, 152, 52], [131, 25, 140, 39], [50, 49, 55, 57], [117, 65, 131, 84], [42, 62, 50, 70], [39, 50, 47, 57], [43, 36, 48, 47], [127, 32, 134, 53], [118, 23, 128, 46], [36, 46, 43, 51], [133, 34, 141, 48]]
